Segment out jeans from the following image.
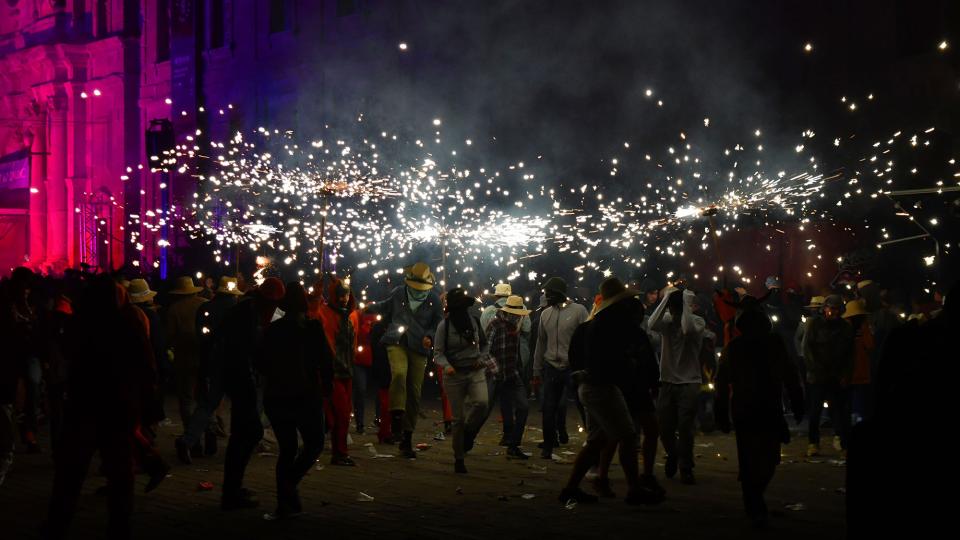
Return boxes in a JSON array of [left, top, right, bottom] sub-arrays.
[[387, 346, 427, 432], [264, 394, 325, 511], [807, 383, 851, 449], [658, 382, 700, 471], [174, 353, 199, 427], [443, 367, 488, 460], [222, 384, 263, 498], [323, 378, 353, 458], [352, 365, 370, 429], [497, 378, 529, 447], [541, 364, 570, 454], [181, 366, 225, 447]]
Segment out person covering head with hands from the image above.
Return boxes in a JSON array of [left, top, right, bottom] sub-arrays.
[[648, 286, 706, 485]]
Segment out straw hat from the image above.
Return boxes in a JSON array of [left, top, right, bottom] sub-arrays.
[[404, 262, 436, 291], [500, 295, 531, 316], [805, 296, 826, 308], [493, 283, 512, 297], [169, 276, 203, 295], [126, 278, 157, 304], [842, 299, 869, 319], [216, 276, 242, 296]]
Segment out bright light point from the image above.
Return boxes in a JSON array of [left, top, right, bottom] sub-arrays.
[[164, 98, 172, 105], [432, 118, 441, 126], [644, 88, 653, 97], [924, 256, 936, 266], [675, 206, 700, 219], [398, 42, 408, 51], [92, 89, 101, 96], [804, 42, 813, 52], [80, 91, 88, 99], [939, 40, 948, 51]]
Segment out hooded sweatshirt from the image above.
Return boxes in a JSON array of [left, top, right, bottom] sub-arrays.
[[648, 288, 706, 384], [313, 277, 359, 379], [434, 313, 489, 371], [533, 301, 589, 377]]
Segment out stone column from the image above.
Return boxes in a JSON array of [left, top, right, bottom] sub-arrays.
[[27, 118, 47, 269], [45, 95, 69, 268]]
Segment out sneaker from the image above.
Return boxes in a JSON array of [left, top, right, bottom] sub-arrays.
[[455, 459, 468, 474], [433, 431, 446, 442], [558, 431, 569, 445], [664, 455, 678, 479], [506, 446, 530, 460], [537, 440, 559, 450], [175, 438, 192, 465], [592, 477, 616, 498], [263, 507, 301, 521], [498, 437, 510, 447], [640, 474, 667, 498], [558, 487, 599, 504], [331, 455, 357, 467], [540, 451, 553, 460], [444, 421, 452, 434], [680, 469, 696, 485], [806, 443, 820, 457], [399, 435, 417, 459]]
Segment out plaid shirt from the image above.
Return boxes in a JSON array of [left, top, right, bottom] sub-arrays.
[[486, 315, 522, 381]]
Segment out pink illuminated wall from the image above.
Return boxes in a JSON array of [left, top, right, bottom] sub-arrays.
[[0, 0, 139, 275]]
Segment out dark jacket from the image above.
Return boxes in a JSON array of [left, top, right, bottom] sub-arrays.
[[219, 298, 267, 392], [195, 293, 238, 377], [715, 312, 804, 441], [582, 296, 659, 394], [803, 317, 854, 385], [377, 286, 443, 356], [259, 315, 333, 399]]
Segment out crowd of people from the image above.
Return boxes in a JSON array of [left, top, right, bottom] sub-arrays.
[[0, 261, 953, 536]]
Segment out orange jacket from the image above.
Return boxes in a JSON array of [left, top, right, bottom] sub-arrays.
[[309, 277, 359, 379]]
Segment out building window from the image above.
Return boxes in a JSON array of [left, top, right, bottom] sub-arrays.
[[210, 0, 225, 48], [157, 0, 170, 62], [337, 0, 356, 17]]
